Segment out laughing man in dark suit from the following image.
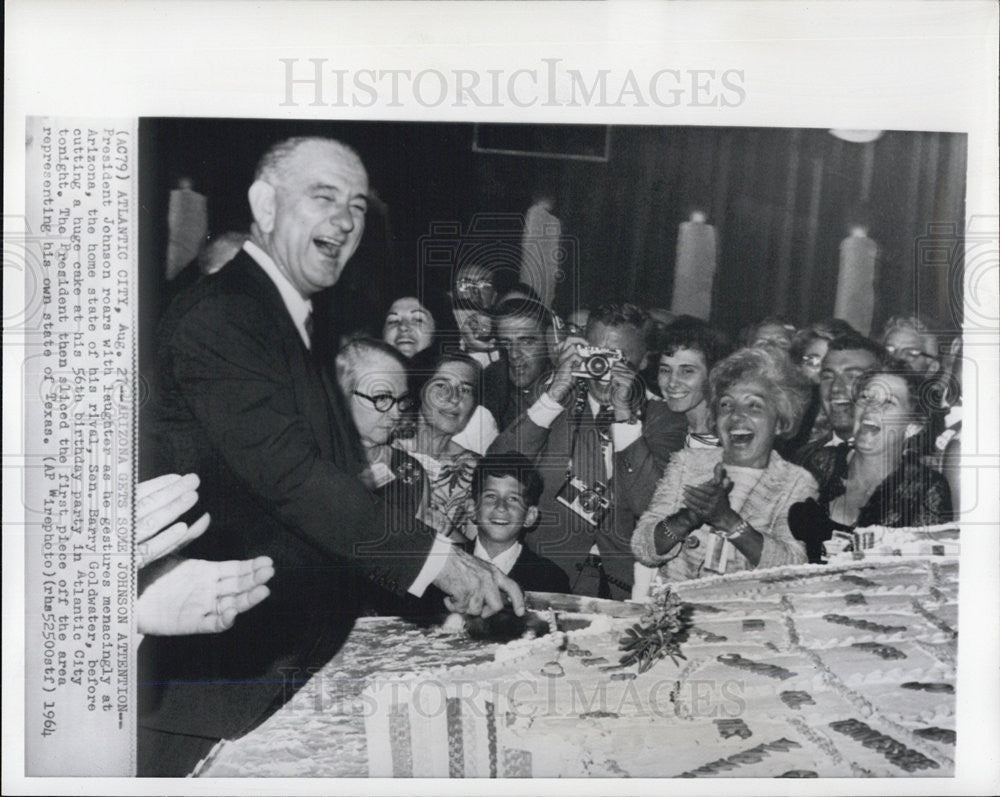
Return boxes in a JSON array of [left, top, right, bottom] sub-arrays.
[[139, 137, 523, 775]]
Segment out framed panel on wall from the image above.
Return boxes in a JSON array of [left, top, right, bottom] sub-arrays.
[[473, 123, 611, 162]]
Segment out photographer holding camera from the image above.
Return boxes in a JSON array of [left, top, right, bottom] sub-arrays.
[[489, 303, 687, 599]]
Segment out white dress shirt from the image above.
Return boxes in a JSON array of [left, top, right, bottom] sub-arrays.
[[473, 538, 522, 576], [243, 241, 313, 349], [451, 405, 500, 456]]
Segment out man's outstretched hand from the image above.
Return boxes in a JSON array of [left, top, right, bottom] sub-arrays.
[[433, 547, 525, 618], [137, 555, 274, 636], [136, 473, 210, 568], [135, 474, 274, 635]]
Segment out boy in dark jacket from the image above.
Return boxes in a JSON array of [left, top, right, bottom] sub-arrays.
[[469, 453, 571, 594]]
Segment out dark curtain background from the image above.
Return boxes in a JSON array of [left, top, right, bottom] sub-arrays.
[[475, 126, 967, 339], [139, 120, 966, 378]]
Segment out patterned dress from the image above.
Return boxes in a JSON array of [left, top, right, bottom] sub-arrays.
[[393, 441, 480, 541]]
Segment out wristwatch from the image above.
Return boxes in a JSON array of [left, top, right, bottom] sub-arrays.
[[714, 516, 751, 540]]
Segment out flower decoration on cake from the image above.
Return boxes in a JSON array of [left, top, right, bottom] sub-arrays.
[[618, 585, 691, 673]]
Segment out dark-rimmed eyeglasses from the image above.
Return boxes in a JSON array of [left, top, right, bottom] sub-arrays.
[[353, 391, 415, 413]]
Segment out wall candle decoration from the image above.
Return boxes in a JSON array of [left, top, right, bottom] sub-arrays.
[[166, 177, 208, 281], [671, 211, 717, 321], [520, 197, 561, 308], [835, 226, 878, 336]]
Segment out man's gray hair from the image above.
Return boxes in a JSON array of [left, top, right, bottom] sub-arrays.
[[254, 136, 365, 185]]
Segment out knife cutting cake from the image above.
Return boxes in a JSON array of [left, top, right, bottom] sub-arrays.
[[363, 555, 958, 777]]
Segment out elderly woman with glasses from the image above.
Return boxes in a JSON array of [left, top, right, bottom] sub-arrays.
[[336, 337, 452, 581], [336, 338, 452, 617], [788, 363, 952, 562], [336, 338, 416, 472], [393, 348, 484, 540], [631, 347, 818, 595]]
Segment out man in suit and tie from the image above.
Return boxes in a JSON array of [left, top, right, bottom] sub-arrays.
[[791, 333, 887, 488], [139, 137, 523, 775], [489, 303, 687, 600]]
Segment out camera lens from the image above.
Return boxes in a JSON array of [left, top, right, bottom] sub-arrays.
[[579, 490, 598, 512], [586, 355, 609, 377]]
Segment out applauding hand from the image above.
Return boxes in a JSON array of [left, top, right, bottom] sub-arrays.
[[135, 474, 275, 636], [682, 462, 739, 529]]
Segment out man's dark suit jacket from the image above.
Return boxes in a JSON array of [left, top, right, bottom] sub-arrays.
[[481, 359, 552, 432], [139, 251, 433, 753], [489, 396, 686, 600]]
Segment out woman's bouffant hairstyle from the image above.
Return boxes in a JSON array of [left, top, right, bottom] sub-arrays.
[[707, 346, 813, 440], [788, 319, 857, 364], [880, 314, 940, 357]]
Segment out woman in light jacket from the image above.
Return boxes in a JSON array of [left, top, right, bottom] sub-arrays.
[[631, 346, 818, 596]]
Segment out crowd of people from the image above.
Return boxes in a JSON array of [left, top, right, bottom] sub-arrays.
[[137, 135, 961, 775]]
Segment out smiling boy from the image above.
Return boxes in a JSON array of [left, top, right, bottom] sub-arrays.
[[469, 453, 571, 594]]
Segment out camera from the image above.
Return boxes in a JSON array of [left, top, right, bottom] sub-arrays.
[[556, 475, 611, 527], [571, 345, 624, 382]]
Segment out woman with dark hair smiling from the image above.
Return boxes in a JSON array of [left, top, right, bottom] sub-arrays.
[[394, 348, 484, 540], [788, 363, 952, 562], [382, 296, 439, 359], [381, 290, 497, 455], [631, 347, 817, 594], [654, 316, 733, 449]]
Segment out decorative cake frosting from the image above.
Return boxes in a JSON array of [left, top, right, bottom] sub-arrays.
[[197, 553, 957, 778], [362, 555, 958, 778]]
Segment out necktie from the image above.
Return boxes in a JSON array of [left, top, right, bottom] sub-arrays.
[[595, 405, 615, 440], [304, 311, 314, 347]]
